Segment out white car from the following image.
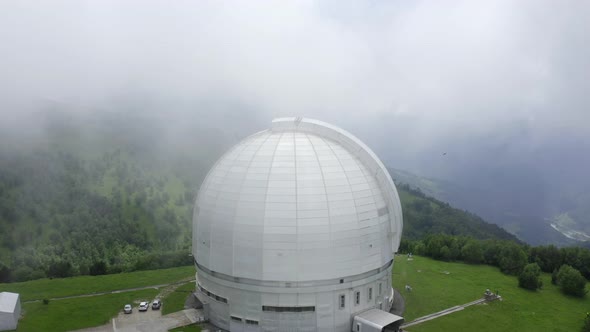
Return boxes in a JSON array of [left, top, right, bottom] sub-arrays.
[[138, 301, 149, 312], [124, 304, 132, 314], [151, 299, 162, 310]]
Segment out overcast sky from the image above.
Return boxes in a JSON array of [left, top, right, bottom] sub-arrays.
[[1, 0, 589, 176]]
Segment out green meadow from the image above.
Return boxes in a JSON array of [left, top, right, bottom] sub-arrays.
[[0, 266, 195, 331], [162, 282, 196, 315], [0, 265, 194, 302], [17, 289, 158, 332], [393, 255, 589, 332]]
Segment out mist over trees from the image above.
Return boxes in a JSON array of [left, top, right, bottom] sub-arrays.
[[1, 108, 589, 288], [0, 109, 228, 282]]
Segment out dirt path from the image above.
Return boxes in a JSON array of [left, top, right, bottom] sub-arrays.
[[23, 279, 196, 303], [401, 297, 487, 329]]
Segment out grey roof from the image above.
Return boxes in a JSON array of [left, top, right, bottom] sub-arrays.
[[0, 292, 19, 313], [354, 308, 404, 329], [193, 117, 403, 282]]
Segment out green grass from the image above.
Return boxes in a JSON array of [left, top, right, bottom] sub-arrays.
[[168, 324, 202, 332], [17, 288, 158, 332], [0, 265, 195, 301], [393, 255, 590, 332], [162, 282, 195, 315]]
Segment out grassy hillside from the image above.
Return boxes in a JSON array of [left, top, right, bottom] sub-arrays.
[[393, 255, 589, 332], [0, 265, 194, 301], [389, 168, 578, 246], [0, 265, 195, 332], [162, 281, 195, 315], [19, 289, 159, 332]]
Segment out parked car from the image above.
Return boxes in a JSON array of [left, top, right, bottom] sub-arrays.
[[124, 304, 132, 314], [151, 299, 162, 310], [138, 301, 149, 312]]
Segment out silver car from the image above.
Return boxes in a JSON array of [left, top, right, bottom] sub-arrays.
[[151, 299, 162, 310], [124, 304, 132, 314], [138, 301, 149, 312]]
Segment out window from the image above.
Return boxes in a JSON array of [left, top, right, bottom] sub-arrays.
[[368, 287, 373, 301], [339, 294, 346, 309], [355, 291, 360, 305], [356, 323, 361, 332], [245, 319, 259, 325], [198, 283, 228, 304], [379, 283, 382, 295], [262, 306, 315, 312], [230, 316, 242, 322]]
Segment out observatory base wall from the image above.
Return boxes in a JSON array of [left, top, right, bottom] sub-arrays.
[[195, 263, 394, 332]]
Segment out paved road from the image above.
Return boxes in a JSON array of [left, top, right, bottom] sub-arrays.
[[75, 308, 205, 332]]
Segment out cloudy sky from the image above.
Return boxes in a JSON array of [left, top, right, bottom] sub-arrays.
[[1, 0, 589, 177]]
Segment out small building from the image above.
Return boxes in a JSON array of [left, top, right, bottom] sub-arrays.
[[353, 309, 404, 332], [0, 292, 21, 331]]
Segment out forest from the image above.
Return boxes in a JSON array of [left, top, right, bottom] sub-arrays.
[[0, 110, 585, 284]]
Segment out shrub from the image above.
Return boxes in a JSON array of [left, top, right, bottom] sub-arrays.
[[518, 263, 543, 290], [583, 313, 590, 332], [498, 243, 528, 275], [552, 268, 559, 285], [556, 265, 587, 297], [461, 240, 484, 264], [89, 261, 108, 276]]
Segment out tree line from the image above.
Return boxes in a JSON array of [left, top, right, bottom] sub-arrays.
[[0, 148, 197, 283], [399, 234, 589, 297]]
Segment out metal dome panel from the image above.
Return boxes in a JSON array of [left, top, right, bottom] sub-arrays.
[[193, 118, 403, 282]]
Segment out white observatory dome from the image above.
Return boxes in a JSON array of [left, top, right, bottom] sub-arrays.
[[193, 118, 404, 331], [193, 118, 403, 282]]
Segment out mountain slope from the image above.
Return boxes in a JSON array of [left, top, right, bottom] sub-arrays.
[[394, 183, 518, 242], [0, 110, 518, 282], [389, 168, 576, 246]]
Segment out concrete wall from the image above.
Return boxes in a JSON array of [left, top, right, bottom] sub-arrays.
[[196, 265, 393, 332], [0, 312, 17, 331]]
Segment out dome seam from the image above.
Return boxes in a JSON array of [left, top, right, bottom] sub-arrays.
[[262, 131, 285, 279], [304, 133, 333, 276], [205, 137, 253, 271], [231, 131, 273, 277], [318, 135, 364, 269]]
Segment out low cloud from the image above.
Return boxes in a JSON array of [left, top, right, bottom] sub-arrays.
[[1, 0, 589, 174]]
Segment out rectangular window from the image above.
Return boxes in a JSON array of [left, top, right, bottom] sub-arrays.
[[368, 287, 373, 301], [339, 294, 346, 309], [262, 306, 315, 312], [355, 291, 360, 305], [356, 323, 361, 332], [245, 319, 259, 325], [230, 316, 242, 322], [379, 283, 382, 295], [199, 284, 228, 304]]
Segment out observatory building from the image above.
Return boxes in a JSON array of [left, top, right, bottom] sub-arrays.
[[192, 118, 404, 331]]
